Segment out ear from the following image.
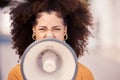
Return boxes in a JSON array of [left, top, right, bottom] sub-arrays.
[[32, 26, 36, 33], [64, 26, 67, 35]]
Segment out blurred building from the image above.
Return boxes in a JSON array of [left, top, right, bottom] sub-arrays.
[[80, 0, 120, 80], [89, 0, 120, 61], [0, 7, 18, 80]]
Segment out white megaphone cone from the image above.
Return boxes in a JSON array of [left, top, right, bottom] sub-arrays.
[[21, 39, 78, 80]]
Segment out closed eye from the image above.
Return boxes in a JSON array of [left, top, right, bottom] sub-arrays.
[[54, 28, 61, 30], [53, 26, 62, 31], [39, 26, 47, 31], [39, 28, 46, 30]]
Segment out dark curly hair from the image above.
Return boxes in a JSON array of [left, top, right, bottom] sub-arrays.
[[10, 0, 93, 59]]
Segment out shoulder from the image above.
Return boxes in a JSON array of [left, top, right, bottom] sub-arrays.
[[7, 64, 23, 80], [76, 62, 94, 80]]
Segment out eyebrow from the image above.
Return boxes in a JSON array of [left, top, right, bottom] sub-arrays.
[[39, 26, 46, 28], [39, 26, 62, 28], [53, 26, 61, 28]]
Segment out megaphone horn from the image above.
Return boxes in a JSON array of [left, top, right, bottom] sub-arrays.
[[21, 39, 78, 80]]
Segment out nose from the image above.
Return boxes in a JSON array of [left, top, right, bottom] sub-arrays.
[[45, 31, 55, 39]]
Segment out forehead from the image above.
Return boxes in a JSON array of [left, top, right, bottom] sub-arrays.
[[35, 11, 65, 26], [36, 11, 62, 19]]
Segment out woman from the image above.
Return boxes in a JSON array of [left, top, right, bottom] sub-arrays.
[[8, 0, 94, 80]]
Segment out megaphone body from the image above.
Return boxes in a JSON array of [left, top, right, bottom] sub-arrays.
[[21, 39, 78, 80]]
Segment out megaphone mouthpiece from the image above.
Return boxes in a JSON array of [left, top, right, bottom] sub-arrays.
[[41, 49, 58, 73]]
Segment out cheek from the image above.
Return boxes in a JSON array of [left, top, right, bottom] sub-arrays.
[[54, 33, 65, 41], [35, 32, 45, 40]]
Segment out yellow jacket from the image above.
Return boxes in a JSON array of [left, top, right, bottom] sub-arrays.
[[8, 63, 94, 80]]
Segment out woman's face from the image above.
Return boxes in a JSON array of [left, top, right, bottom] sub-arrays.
[[32, 11, 67, 41]]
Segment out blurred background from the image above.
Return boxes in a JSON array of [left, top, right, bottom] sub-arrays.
[[0, 0, 120, 80]]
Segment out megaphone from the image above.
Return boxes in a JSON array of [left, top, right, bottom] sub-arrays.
[[21, 39, 78, 80]]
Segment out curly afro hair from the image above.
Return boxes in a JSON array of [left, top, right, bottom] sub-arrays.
[[10, 0, 93, 58]]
